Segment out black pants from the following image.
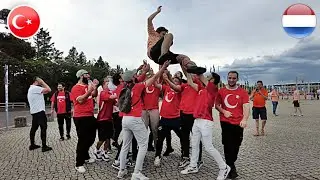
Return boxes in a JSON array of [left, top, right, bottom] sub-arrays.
[[74, 116, 97, 167], [30, 111, 48, 146], [115, 136, 138, 161], [112, 112, 122, 143], [57, 113, 71, 137], [156, 117, 182, 157], [180, 112, 202, 161], [221, 121, 244, 170], [150, 37, 179, 65]]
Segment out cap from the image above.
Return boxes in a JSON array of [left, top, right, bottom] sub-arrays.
[[76, 69, 88, 78], [122, 69, 137, 82]]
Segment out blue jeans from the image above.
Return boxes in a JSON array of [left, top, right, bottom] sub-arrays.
[[272, 101, 278, 114]]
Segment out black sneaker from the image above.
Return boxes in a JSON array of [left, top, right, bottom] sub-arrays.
[[112, 142, 120, 149], [163, 148, 174, 156], [29, 144, 41, 150], [228, 168, 239, 179], [148, 146, 155, 152], [66, 135, 71, 139], [186, 66, 207, 75], [60, 137, 65, 141], [178, 157, 190, 168], [42, 146, 53, 152], [197, 161, 204, 170]]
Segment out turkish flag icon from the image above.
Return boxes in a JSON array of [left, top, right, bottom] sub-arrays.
[[7, 5, 40, 39]]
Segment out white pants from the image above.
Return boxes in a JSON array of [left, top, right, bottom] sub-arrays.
[[190, 119, 226, 169], [119, 116, 148, 172]]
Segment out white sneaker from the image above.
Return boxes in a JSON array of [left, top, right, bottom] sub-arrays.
[[131, 172, 149, 180], [117, 169, 128, 178], [154, 156, 161, 167], [85, 158, 95, 164], [217, 165, 231, 180], [94, 150, 102, 161], [101, 151, 110, 162], [75, 166, 86, 173], [181, 165, 199, 175]]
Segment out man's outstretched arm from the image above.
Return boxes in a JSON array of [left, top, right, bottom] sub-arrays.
[[147, 6, 162, 32]]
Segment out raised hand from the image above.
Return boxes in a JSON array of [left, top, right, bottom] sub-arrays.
[[157, 6, 162, 13]]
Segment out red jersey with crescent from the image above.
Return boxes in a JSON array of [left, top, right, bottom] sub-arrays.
[[160, 85, 181, 118], [216, 87, 249, 125], [193, 82, 218, 121], [50, 91, 67, 114], [180, 79, 202, 114], [143, 84, 161, 110], [71, 84, 94, 118]]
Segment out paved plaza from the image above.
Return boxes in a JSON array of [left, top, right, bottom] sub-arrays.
[[0, 100, 320, 180]]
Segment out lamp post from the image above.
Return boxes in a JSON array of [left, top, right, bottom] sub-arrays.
[[1, 8, 10, 130]]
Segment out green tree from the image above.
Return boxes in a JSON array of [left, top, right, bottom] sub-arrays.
[[77, 51, 87, 65], [65, 46, 78, 65], [33, 28, 55, 60]]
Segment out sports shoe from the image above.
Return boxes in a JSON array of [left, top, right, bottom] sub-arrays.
[[131, 172, 149, 180], [228, 168, 239, 179], [112, 160, 120, 170], [94, 150, 102, 161], [126, 159, 135, 168], [217, 165, 231, 180], [197, 161, 204, 170], [154, 156, 161, 167], [42, 146, 53, 152], [101, 151, 110, 162], [186, 66, 207, 75], [117, 169, 128, 178], [29, 144, 41, 151], [178, 157, 190, 168], [85, 158, 95, 164], [75, 166, 86, 173], [163, 148, 174, 156], [181, 165, 199, 175], [66, 134, 71, 139], [59, 137, 65, 141]]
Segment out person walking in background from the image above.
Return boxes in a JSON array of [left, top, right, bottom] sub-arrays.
[[250, 80, 268, 136], [51, 82, 72, 141], [270, 88, 279, 116], [292, 87, 303, 116], [27, 77, 53, 152]]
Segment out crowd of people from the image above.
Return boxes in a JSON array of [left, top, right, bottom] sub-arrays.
[[25, 5, 305, 180]]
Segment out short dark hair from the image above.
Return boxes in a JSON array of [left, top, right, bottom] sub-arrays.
[[173, 77, 182, 84], [228, 71, 239, 78], [211, 72, 221, 85], [156, 27, 168, 33], [257, 80, 263, 84], [58, 82, 65, 87], [112, 73, 122, 86]]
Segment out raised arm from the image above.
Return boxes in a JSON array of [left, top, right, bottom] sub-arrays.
[[185, 72, 199, 92], [163, 73, 181, 92], [36, 78, 51, 94], [148, 6, 162, 29], [145, 60, 170, 87]]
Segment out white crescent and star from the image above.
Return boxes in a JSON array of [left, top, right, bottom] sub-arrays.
[[164, 91, 174, 103], [12, 14, 32, 30], [224, 94, 239, 109], [146, 86, 155, 94]]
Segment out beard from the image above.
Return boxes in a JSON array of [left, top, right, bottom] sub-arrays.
[[82, 78, 89, 84], [134, 78, 139, 83], [228, 82, 236, 87]]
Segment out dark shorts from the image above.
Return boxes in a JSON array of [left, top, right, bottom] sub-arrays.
[[293, 100, 300, 107], [150, 37, 179, 65], [252, 107, 267, 120], [97, 120, 114, 141]]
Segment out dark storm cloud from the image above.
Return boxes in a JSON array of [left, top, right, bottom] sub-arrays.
[[220, 38, 320, 84]]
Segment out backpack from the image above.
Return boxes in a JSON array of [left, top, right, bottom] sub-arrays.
[[118, 83, 140, 113]]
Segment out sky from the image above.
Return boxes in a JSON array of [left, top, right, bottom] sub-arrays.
[[1, 0, 320, 85]]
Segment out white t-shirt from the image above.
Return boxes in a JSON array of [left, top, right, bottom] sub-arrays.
[[27, 85, 45, 114]]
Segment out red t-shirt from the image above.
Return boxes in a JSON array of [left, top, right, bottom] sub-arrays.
[[143, 84, 161, 110], [180, 83, 198, 114], [97, 90, 115, 121], [122, 83, 146, 117], [71, 84, 94, 118], [160, 85, 181, 118], [193, 82, 218, 121], [216, 86, 249, 125], [50, 91, 67, 114]]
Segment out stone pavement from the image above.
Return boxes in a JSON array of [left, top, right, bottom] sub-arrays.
[[0, 100, 320, 180]]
